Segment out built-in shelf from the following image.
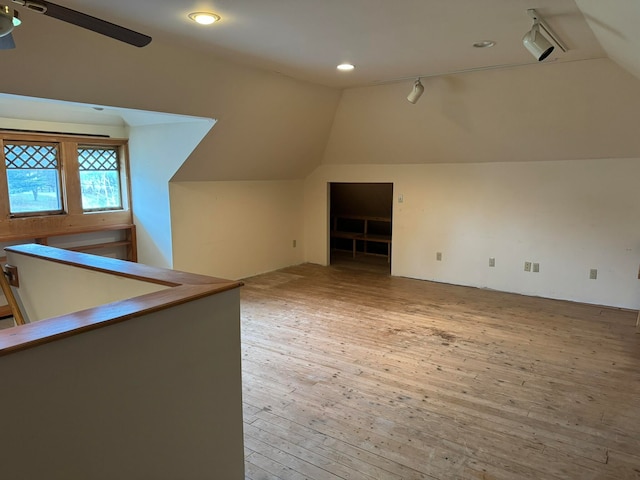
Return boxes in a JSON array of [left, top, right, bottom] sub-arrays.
[[0, 223, 137, 262], [330, 214, 392, 262]]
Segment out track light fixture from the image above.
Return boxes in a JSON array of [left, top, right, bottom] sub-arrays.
[[522, 9, 567, 62], [407, 78, 424, 104], [523, 23, 553, 61]]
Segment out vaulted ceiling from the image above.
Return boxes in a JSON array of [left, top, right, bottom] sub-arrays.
[[1, 1, 639, 181], [5, 0, 630, 86]]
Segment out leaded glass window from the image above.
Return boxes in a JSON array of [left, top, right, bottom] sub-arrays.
[[78, 146, 122, 211], [4, 142, 63, 215]]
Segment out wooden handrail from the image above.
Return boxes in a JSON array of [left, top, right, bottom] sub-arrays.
[[0, 244, 242, 356]]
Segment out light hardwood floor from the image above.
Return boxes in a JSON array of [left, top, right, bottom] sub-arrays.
[[241, 260, 640, 480]]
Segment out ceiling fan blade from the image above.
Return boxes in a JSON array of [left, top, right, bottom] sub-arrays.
[[29, 1, 151, 47], [0, 32, 16, 49]]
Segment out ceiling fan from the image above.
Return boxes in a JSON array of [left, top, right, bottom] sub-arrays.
[[0, 0, 151, 50]]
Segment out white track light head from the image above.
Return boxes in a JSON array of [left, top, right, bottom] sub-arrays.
[[407, 79, 424, 104], [523, 23, 554, 61]]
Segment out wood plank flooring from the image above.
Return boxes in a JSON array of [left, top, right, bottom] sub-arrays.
[[241, 261, 640, 480]]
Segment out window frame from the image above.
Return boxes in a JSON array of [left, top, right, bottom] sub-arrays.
[[0, 131, 132, 239], [3, 140, 65, 217], [77, 144, 125, 213]]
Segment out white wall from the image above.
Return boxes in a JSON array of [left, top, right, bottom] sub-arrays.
[[129, 120, 214, 268], [0, 289, 244, 479], [170, 180, 305, 280], [304, 159, 640, 309]]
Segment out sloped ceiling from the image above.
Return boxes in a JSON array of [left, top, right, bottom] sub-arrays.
[[0, 1, 639, 182], [575, 0, 640, 81], [3, 0, 608, 87], [322, 58, 640, 166], [0, 11, 341, 181]]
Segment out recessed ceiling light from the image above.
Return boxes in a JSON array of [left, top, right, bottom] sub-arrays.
[[188, 12, 221, 25], [473, 41, 496, 48], [337, 63, 355, 71]]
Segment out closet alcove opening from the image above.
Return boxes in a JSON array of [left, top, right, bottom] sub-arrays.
[[329, 182, 393, 273]]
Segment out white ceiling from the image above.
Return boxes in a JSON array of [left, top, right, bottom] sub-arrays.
[[0, 93, 210, 127], [3, 0, 640, 135], [574, 0, 640, 81], [8, 0, 610, 88]]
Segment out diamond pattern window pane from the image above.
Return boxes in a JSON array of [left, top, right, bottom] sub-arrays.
[[78, 147, 119, 171], [5, 144, 58, 169]]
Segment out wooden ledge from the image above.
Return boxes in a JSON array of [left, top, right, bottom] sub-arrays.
[[0, 244, 242, 357], [330, 230, 363, 239], [0, 223, 135, 243], [331, 214, 391, 222], [361, 234, 392, 243]]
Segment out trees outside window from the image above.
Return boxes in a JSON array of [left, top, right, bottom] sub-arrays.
[[1, 133, 129, 219], [4, 142, 63, 215], [78, 146, 122, 211]]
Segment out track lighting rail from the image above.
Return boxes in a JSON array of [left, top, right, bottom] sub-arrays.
[[527, 8, 567, 53]]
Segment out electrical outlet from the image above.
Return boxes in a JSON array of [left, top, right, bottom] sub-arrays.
[[292, 240, 297, 248], [489, 257, 495, 267], [436, 252, 442, 261], [524, 261, 532, 272], [533, 263, 540, 273], [590, 268, 597, 280]]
